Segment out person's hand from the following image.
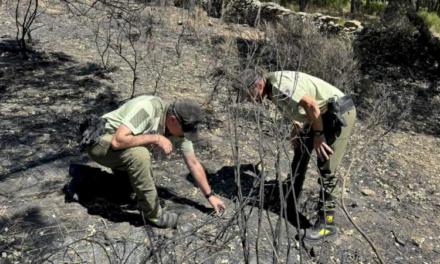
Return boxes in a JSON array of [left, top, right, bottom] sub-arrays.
[[290, 121, 302, 149], [313, 134, 333, 161], [208, 195, 226, 214], [155, 135, 173, 154]]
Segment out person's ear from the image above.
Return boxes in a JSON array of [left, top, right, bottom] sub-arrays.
[[171, 115, 179, 125], [257, 79, 265, 93]]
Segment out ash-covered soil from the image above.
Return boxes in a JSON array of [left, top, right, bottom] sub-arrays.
[[0, 3, 439, 264]]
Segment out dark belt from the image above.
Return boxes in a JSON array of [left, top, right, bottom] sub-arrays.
[[337, 95, 355, 114]]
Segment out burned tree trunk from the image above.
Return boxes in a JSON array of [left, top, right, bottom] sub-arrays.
[[351, 0, 361, 14], [15, 0, 39, 57], [299, 0, 308, 12]]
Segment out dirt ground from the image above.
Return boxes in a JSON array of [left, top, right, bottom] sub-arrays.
[[0, 2, 440, 264]]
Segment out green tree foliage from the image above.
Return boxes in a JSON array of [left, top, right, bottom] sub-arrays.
[[419, 10, 440, 32]]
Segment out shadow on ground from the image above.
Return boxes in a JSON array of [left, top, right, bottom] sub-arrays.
[[0, 39, 118, 180], [0, 206, 57, 259], [64, 164, 213, 227], [187, 164, 312, 228]]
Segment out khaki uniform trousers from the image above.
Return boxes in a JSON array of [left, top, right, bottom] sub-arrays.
[[87, 134, 160, 219], [286, 108, 356, 215]]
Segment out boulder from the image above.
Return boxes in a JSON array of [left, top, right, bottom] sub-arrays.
[[221, 0, 294, 26], [344, 20, 362, 29], [319, 15, 340, 23], [260, 2, 294, 22], [222, 0, 260, 25]]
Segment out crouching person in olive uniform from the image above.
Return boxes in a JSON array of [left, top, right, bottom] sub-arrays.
[[86, 96, 225, 228], [235, 68, 356, 241]]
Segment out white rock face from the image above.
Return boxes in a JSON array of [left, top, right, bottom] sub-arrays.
[[174, 0, 365, 34], [216, 0, 364, 34]]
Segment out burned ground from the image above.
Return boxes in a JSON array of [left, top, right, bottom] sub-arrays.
[[0, 2, 440, 264]]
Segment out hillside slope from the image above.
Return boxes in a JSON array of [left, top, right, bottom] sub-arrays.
[[0, 3, 439, 263]]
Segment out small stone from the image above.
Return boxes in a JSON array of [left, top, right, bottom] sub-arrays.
[[385, 190, 394, 199], [419, 242, 434, 252], [411, 236, 425, 247], [2, 252, 6, 258], [72, 193, 79, 201], [392, 231, 406, 246], [179, 223, 193, 233], [360, 188, 376, 196], [143, 238, 151, 247], [163, 230, 174, 239], [344, 229, 354, 235], [177, 20, 183, 25]]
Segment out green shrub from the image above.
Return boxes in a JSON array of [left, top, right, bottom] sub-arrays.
[[314, 0, 350, 10], [418, 11, 440, 33], [236, 17, 359, 93]]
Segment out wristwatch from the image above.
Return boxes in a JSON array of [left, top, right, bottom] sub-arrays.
[[205, 191, 214, 199], [313, 130, 324, 136]]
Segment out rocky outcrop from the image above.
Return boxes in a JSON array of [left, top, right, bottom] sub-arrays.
[[221, 0, 362, 33], [175, 0, 363, 34], [221, 0, 260, 25]]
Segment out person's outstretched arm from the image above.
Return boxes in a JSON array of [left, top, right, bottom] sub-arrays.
[[183, 152, 226, 214]]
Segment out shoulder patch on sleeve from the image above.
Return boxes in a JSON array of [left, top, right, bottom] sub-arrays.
[[130, 109, 150, 130]]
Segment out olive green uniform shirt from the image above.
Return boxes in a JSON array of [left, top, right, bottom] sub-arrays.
[[102, 95, 194, 154], [267, 71, 345, 123]]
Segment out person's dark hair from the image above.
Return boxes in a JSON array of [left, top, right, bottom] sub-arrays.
[[233, 67, 266, 101]]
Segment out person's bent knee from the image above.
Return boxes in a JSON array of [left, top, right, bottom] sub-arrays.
[[87, 144, 108, 165], [121, 147, 151, 165]]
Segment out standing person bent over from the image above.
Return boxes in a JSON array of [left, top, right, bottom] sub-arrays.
[[86, 95, 225, 228], [235, 68, 356, 241]]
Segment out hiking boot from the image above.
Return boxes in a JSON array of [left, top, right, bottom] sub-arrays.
[[147, 211, 179, 229], [297, 211, 337, 242], [299, 224, 337, 242]]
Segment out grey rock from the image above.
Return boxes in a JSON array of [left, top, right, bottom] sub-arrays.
[[344, 20, 362, 29], [360, 188, 376, 196]]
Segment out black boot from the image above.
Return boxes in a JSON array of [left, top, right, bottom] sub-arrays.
[[298, 210, 337, 242]]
